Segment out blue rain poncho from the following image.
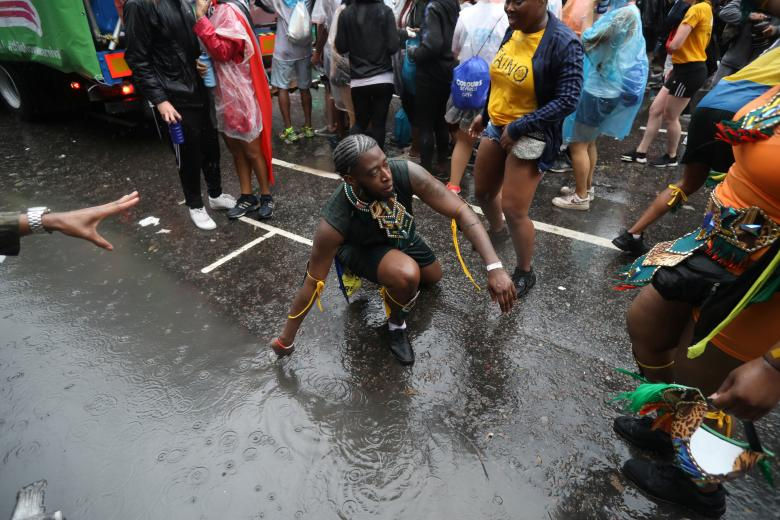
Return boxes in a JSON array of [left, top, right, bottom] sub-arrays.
[[563, 3, 648, 143]]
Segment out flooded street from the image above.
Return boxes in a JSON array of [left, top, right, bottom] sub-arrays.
[[1, 96, 779, 519]]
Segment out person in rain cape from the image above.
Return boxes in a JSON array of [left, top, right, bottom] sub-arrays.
[[552, 0, 647, 210], [269, 135, 516, 366], [194, 0, 276, 220]]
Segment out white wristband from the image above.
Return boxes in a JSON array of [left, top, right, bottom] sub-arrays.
[[486, 262, 503, 272]]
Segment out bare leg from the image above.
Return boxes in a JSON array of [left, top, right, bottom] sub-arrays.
[[627, 162, 709, 235], [223, 135, 253, 195], [448, 129, 475, 188], [626, 285, 693, 382], [662, 94, 691, 157], [278, 89, 292, 129], [324, 88, 336, 131], [300, 88, 313, 128], [587, 141, 597, 190], [636, 87, 670, 154], [568, 141, 590, 199], [240, 137, 270, 195], [473, 137, 507, 233], [377, 250, 423, 326], [501, 156, 543, 272]]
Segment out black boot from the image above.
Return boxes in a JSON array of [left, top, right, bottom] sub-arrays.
[[622, 458, 726, 518], [613, 416, 673, 455], [388, 327, 414, 365]]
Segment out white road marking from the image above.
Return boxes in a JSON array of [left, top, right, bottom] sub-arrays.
[[639, 126, 687, 136], [271, 159, 620, 251], [239, 216, 314, 246], [200, 231, 276, 274]]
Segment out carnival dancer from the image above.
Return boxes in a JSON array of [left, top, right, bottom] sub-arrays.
[[269, 134, 516, 365], [613, 44, 780, 254], [553, 0, 647, 210], [194, 0, 276, 220], [614, 83, 780, 517], [621, 0, 713, 168], [469, 0, 583, 298]]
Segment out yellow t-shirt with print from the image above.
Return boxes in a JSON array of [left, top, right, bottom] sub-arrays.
[[672, 1, 712, 65], [488, 28, 545, 126]]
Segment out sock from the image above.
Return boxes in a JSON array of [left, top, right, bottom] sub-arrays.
[[632, 233, 642, 239], [388, 321, 407, 331]]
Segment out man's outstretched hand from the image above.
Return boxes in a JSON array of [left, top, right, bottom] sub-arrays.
[[487, 269, 516, 314], [42, 192, 140, 250]]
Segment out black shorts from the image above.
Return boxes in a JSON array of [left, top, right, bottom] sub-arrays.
[[664, 62, 708, 99], [681, 106, 736, 173], [336, 234, 437, 284]]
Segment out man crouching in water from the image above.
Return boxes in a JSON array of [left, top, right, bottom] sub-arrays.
[[270, 134, 516, 365]]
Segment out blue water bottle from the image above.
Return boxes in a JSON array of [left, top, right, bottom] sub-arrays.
[[169, 122, 185, 145], [200, 52, 216, 88]]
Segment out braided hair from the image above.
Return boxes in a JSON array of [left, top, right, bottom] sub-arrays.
[[333, 134, 378, 177]]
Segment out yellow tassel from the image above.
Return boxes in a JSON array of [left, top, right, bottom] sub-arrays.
[[379, 287, 392, 317], [288, 272, 325, 319], [451, 218, 481, 291], [705, 410, 733, 437], [688, 248, 780, 358], [667, 184, 688, 207]]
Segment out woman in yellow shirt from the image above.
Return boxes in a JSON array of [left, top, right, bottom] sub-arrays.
[[468, 0, 583, 298], [622, 0, 713, 167]]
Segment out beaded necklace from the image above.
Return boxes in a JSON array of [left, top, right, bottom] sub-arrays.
[[716, 90, 780, 145], [343, 183, 414, 240]]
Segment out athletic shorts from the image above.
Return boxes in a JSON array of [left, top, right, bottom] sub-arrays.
[[574, 91, 620, 128], [336, 234, 437, 284], [270, 56, 312, 90], [664, 62, 707, 99], [680, 106, 736, 172]]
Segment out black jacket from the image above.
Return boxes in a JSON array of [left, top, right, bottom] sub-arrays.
[[335, 0, 400, 80], [409, 0, 459, 84], [124, 0, 206, 107]]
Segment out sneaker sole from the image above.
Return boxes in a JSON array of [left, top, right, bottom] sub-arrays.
[[621, 464, 726, 519], [548, 167, 572, 173], [552, 200, 589, 210], [621, 156, 647, 164]]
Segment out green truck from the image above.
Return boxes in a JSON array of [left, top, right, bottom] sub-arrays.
[[0, 0, 139, 119]]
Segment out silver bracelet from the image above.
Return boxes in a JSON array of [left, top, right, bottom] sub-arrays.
[[486, 262, 503, 272]]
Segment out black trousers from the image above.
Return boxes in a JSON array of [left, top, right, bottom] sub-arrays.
[[175, 105, 222, 208], [415, 79, 450, 172], [350, 82, 394, 150]]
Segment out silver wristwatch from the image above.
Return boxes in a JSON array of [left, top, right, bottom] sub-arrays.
[[27, 206, 51, 234]]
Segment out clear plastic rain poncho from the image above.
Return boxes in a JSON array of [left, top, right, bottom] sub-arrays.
[[563, 3, 648, 143], [209, 3, 263, 142]]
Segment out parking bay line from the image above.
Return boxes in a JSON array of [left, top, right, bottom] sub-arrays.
[[200, 231, 276, 274]]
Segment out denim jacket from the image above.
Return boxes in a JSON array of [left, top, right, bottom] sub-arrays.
[[482, 14, 583, 170]]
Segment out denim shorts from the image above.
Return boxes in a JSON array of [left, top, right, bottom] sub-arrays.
[[574, 91, 620, 128], [483, 121, 504, 143]]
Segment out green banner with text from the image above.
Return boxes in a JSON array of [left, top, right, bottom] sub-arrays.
[[0, 0, 102, 79]]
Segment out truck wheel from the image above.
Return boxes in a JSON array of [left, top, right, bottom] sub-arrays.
[[0, 63, 37, 120]]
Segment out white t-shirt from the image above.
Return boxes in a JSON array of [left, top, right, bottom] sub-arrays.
[[260, 0, 314, 61], [451, 1, 508, 61]]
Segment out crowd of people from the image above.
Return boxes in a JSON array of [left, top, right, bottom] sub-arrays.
[[3, 0, 779, 516]]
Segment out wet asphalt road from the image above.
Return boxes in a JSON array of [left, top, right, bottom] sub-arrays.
[[1, 90, 779, 520]]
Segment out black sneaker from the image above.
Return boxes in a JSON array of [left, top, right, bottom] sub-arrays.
[[388, 327, 414, 365], [547, 154, 572, 173], [650, 154, 679, 168], [257, 195, 274, 220], [621, 150, 647, 164], [612, 229, 649, 256], [227, 195, 259, 219], [613, 416, 673, 455], [622, 458, 726, 518], [511, 267, 536, 298]]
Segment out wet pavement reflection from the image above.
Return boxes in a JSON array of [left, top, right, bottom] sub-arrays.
[[1, 95, 779, 519]]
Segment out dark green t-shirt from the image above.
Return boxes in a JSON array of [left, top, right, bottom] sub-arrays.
[[321, 159, 416, 248]]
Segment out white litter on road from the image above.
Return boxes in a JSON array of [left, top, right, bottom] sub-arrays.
[[156, 229, 171, 234], [139, 216, 160, 227]]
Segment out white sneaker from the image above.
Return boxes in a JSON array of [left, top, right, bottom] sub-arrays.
[[189, 207, 217, 230], [559, 186, 595, 201], [552, 193, 590, 210], [208, 193, 237, 210]]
